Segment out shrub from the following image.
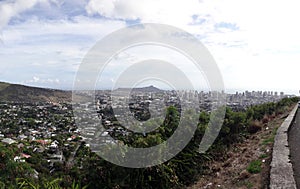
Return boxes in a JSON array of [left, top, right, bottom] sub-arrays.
[[262, 115, 269, 124], [248, 120, 262, 134], [247, 160, 262, 174]]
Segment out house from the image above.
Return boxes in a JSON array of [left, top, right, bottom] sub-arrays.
[[48, 151, 64, 162], [21, 153, 31, 159], [50, 140, 59, 148], [18, 134, 28, 141], [29, 136, 36, 141], [14, 156, 25, 163], [17, 143, 25, 149], [67, 135, 77, 141], [35, 139, 49, 146], [33, 146, 45, 153], [1, 138, 17, 145]]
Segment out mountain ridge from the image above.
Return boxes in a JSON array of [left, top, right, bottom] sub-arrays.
[[0, 81, 71, 103], [0, 82, 164, 103], [113, 85, 163, 93]]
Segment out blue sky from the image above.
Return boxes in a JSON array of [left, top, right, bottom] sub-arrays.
[[0, 0, 300, 94]]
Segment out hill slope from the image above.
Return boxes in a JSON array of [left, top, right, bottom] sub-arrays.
[[0, 82, 10, 91], [114, 85, 163, 93], [0, 82, 164, 103], [0, 82, 71, 103]]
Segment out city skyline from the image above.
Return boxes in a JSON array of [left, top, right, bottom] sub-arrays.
[[0, 0, 300, 95]]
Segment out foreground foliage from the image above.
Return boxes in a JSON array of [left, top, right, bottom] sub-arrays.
[[247, 160, 262, 174], [0, 97, 298, 188]]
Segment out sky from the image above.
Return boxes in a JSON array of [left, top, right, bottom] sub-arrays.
[[0, 0, 300, 94]]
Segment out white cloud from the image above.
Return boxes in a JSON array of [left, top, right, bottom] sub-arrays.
[[1, 0, 300, 93], [26, 76, 60, 84], [0, 16, 127, 74], [0, 13, 127, 89], [33, 76, 39, 82], [0, 0, 42, 30], [85, 0, 205, 26], [83, 0, 300, 55]]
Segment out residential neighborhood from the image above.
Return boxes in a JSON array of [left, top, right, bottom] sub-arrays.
[[0, 88, 292, 181], [0, 102, 80, 176]]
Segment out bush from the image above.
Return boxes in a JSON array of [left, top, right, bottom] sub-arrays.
[[2, 97, 299, 189], [247, 160, 262, 174], [248, 120, 262, 134], [262, 115, 269, 124]]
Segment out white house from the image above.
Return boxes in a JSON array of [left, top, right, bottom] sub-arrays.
[[1, 138, 16, 145]]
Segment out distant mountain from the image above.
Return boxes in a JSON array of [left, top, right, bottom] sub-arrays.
[[132, 85, 163, 93], [0, 82, 71, 103], [0, 82, 164, 103], [114, 85, 163, 93]]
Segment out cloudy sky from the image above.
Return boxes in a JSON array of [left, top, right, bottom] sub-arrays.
[[0, 0, 300, 94]]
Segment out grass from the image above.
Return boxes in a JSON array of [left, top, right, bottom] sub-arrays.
[[245, 181, 254, 188], [261, 126, 279, 146], [247, 160, 262, 174], [259, 153, 268, 159], [0, 82, 9, 91], [237, 181, 254, 189], [261, 136, 275, 145]]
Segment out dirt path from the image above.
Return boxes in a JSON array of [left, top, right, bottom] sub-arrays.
[[288, 106, 300, 188], [186, 109, 293, 189]]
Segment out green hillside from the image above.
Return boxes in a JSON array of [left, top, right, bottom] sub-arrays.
[[0, 82, 10, 91], [0, 82, 71, 103]]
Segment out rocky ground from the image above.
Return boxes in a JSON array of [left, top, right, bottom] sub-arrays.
[[186, 107, 294, 189]]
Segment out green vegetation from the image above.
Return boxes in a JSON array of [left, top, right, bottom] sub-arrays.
[[261, 126, 279, 146], [262, 136, 275, 145], [16, 178, 88, 189], [0, 143, 34, 186], [0, 97, 298, 188], [0, 82, 10, 91], [0, 83, 71, 103], [259, 153, 268, 159], [237, 180, 254, 188], [247, 160, 262, 174], [245, 181, 254, 188]]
